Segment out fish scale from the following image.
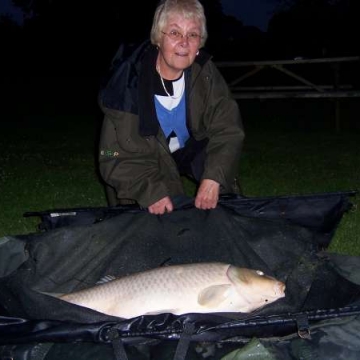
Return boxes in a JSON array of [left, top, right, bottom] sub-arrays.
[[56, 262, 286, 319]]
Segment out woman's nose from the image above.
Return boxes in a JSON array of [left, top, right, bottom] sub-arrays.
[[179, 35, 190, 46]]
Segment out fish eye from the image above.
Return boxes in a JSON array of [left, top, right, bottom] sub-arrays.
[[265, 299, 268, 302], [256, 270, 264, 276]]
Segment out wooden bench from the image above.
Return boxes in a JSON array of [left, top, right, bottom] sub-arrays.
[[216, 56, 360, 130]]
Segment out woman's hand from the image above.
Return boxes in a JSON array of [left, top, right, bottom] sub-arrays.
[[148, 196, 174, 215], [195, 179, 220, 210]]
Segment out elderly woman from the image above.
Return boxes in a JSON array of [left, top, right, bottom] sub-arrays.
[[98, 0, 244, 214]]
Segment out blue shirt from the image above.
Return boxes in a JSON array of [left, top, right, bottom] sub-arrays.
[[154, 92, 189, 152]]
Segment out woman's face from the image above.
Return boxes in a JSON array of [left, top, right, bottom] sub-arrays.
[[157, 13, 202, 79]]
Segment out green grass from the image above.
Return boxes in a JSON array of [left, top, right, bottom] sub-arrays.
[[0, 90, 358, 255], [239, 130, 359, 254], [0, 113, 107, 236]]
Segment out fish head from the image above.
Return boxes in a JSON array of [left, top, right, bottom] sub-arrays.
[[227, 266, 286, 312]]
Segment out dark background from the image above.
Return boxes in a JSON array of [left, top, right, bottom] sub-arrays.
[[1, 0, 359, 77], [0, 0, 359, 131]]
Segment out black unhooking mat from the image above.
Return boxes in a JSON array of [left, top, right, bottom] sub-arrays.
[[1, 191, 360, 360]]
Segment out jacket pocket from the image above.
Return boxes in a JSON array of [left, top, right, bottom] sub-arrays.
[[113, 115, 154, 154]]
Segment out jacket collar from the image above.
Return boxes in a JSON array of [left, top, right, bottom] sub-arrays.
[[138, 44, 160, 136], [138, 43, 211, 137], [100, 40, 211, 137]]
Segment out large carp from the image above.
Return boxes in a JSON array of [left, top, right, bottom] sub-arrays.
[[54, 262, 286, 318]]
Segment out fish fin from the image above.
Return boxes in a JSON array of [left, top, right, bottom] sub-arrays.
[[198, 284, 232, 308], [96, 275, 116, 285], [38, 291, 64, 299]]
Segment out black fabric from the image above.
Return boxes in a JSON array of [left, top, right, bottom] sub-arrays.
[[173, 323, 196, 360], [137, 43, 160, 137], [0, 192, 359, 350], [111, 337, 129, 360], [0, 236, 28, 277], [172, 138, 209, 181], [23, 205, 142, 231], [23, 192, 355, 244], [99, 41, 148, 114]]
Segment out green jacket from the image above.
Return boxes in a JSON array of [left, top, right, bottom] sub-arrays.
[[98, 42, 244, 208]]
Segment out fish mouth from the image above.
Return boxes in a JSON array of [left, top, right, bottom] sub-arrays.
[[275, 282, 286, 296]]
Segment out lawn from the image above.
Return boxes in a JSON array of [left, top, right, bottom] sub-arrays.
[[0, 78, 358, 255]]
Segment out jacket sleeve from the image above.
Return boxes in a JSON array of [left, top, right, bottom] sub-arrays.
[[98, 110, 173, 208], [196, 62, 245, 191]]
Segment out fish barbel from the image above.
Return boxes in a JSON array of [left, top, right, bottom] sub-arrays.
[[56, 262, 286, 319]]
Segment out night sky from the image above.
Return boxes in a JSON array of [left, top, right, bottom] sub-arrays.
[[1, 0, 275, 31], [221, 0, 276, 31], [1, 0, 357, 60], [0, 0, 23, 24]]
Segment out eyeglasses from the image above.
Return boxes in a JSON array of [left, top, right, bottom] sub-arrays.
[[161, 30, 202, 42]]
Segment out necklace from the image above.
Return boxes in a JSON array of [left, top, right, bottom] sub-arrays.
[[156, 63, 185, 100]]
